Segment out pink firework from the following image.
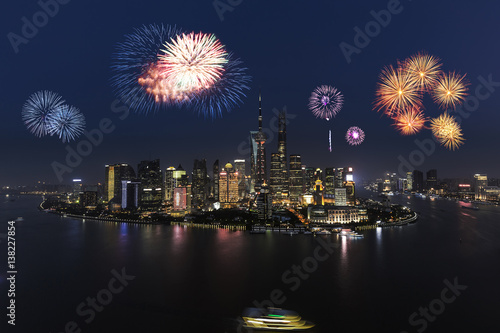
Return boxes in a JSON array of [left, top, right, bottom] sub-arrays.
[[309, 85, 344, 120], [345, 126, 365, 145]]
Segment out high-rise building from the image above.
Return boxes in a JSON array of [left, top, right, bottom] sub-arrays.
[[277, 109, 288, 197], [138, 159, 163, 210], [344, 181, 355, 205], [192, 159, 208, 210], [72, 179, 82, 201], [406, 171, 413, 191], [104, 164, 136, 203], [289, 155, 303, 202], [164, 167, 176, 201], [426, 169, 438, 190], [335, 188, 347, 206], [257, 183, 272, 222], [251, 93, 267, 192], [80, 191, 98, 208], [219, 162, 239, 207], [304, 167, 316, 193], [234, 159, 246, 200], [412, 170, 424, 192], [334, 168, 344, 188], [270, 153, 281, 198], [213, 160, 220, 201], [121, 180, 140, 209], [474, 174, 488, 200], [325, 168, 335, 195]]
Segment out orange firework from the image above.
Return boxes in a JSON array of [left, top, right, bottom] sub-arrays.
[[429, 113, 465, 150], [138, 63, 193, 104], [402, 52, 443, 91], [392, 107, 428, 135], [432, 71, 469, 110], [374, 65, 422, 116]]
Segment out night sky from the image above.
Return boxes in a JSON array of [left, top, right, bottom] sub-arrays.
[[2, 0, 499, 186]]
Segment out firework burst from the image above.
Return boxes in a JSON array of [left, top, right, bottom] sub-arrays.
[[374, 65, 422, 116], [111, 24, 186, 113], [159, 32, 228, 92], [432, 71, 469, 110], [190, 54, 251, 118], [308, 85, 344, 120], [345, 126, 365, 145], [392, 107, 428, 135], [402, 52, 442, 91], [22, 90, 65, 137], [48, 105, 86, 143], [429, 113, 464, 150]]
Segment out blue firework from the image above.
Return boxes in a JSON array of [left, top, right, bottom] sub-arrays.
[[111, 24, 186, 114], [48, 105, 86, 143], [22, 91, 65, 137], [190, 54, 251, 118]]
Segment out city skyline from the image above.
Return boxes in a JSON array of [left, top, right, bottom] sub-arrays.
[[2, 0, 500, 186]]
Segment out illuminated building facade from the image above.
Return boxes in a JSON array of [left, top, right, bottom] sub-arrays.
[[219, 162, 239, 207], [138, 159, 163, 210], [104, 163, 136, 203], [289, 155, 303, 202], [327, 207, 360, 224], [474, 174, 488, 200], [325, 168, 335, 195], [406, 171, 413, 191], [335, 188, 347, 206], [257, 183, 272, 222], [234, 159, 246, 200], [121, 180, 140, 209], [251, 93, 267, 193], [165, 165, 188, 203], [192, 158, 208, 210]]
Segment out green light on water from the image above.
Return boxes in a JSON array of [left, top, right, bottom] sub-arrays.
[[268, 314, 284, 318]]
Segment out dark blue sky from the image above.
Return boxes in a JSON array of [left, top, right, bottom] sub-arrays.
[[1, 0, 499, 186]]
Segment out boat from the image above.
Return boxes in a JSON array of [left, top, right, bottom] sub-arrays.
[[15, 217, 24, 221], [240, 307, 315, 331], [461, 206, 479, 211], [283, 230, 299, 235], [314, 229, 331, 235]]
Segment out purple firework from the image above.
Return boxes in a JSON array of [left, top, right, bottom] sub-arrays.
[[345, 126, 365, 145], [308, 85, 344, 120]]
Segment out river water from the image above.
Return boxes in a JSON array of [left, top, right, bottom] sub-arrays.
[[1, 191, 499, 332]]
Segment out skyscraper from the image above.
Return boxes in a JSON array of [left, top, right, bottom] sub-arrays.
[[251, 92, 267, 193], [257, 183, 272, 222], [334, 168, 344, 189], [277, 109, 288, 198], [234, 159, 246, 200], [270, 153, 281, 198], [213, 160, 219, 201], [325, 168, 335, 195], [474, 174, 488, 200], [219, 162, 239, 207], [104, 163, 135, 203], [304, 167, 316, 193], [289, 155, 303, 202], [192, 159, 208, 210], [406, 171, 413, 191], [164, 167, 176, 201], [412, 170, 424, 192], [138, 159, 163, 210], [426, 169, 437, 191]]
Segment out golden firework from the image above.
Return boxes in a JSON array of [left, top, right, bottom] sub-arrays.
[[392, 107, 428, 135], [374, 65, 422, 116], [402, 52, 443, 91], [432, 72, 469, 110], [429, 113, 465, 150]]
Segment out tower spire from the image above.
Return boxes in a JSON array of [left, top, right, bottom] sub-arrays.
[[258, 89, 262, 131]]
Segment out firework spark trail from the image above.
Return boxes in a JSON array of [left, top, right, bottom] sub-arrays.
[[22, 90, 65, 137], [111, 24, 186, 113], [429, 113, 464, 150], [374, 64, 422, 116], [432, 71, 469, 110], [309, 85, 344, 120], [392, 107, 428, 135], [401, 52, 443, 91], [329, 130, 332, 152], [159, 32, 228, 91], [47, 105, 86, 143], [345, 126, 365, 145], [191, 54, 251, 118]]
